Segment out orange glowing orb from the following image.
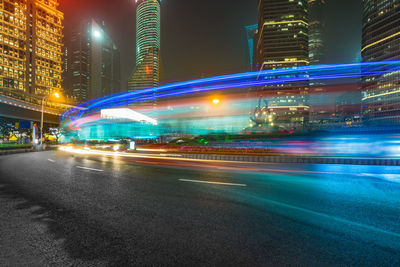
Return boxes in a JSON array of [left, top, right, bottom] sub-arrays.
[[212, 98, 221, 105]]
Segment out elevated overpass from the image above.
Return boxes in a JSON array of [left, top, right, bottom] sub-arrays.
[[0, 95, 62, 124]]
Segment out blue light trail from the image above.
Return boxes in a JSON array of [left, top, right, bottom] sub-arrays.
[[62, 61, 400, 136], [62, 61, 400, 121]]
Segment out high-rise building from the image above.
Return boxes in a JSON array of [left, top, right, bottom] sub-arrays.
[[308, 0, 326, 64], [256, 0, 309, 70], [0, 0, 63, 100], [308, 0, 328, 128], [255, 0, 310, 131], [65, 19, 121, 102], [362, 0, 400, 125], [128, 0, 161, 91], [245, 24, 258, 71]]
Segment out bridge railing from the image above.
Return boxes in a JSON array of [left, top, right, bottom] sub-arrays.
[[0, 88, 77, 113]]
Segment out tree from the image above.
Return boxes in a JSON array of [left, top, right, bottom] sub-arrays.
[[13, 128, 32, 144], [48, 128, 65, 144], [0, 119, 15, 141]]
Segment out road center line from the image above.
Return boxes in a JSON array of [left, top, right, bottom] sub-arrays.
[[48, 159, 55, 163], [179, 178, 247, 187], [76, 166, 104, 172]]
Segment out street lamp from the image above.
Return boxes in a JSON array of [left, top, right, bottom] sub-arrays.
[[40, 92, 60, 147], [212, 98, 221, 105]]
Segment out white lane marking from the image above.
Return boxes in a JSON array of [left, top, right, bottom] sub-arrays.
[[48, 159, 55, 163], [179, 178, 247, 187], [76, 166, 104, 172]]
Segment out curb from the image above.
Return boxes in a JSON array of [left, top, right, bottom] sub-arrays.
[[0, 149, 34, 156], [0, 146, 58, 156]]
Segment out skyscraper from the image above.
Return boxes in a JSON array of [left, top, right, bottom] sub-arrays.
[[308, 0, 328, 128], [128, 0, 161, 90], [256, 0, 309, 70], [0, 0, 63, 100], [65, 19, 121, 102], [245, 24, 258, 71], [255, 0, 310, 131], [362, 0, 400, 124], [308, 0, 326, 64]]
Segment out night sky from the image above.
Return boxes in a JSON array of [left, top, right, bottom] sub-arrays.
[[60, 0, 362, 87]]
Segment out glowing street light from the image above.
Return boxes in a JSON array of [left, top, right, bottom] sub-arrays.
[[212, 98, 221, 105]]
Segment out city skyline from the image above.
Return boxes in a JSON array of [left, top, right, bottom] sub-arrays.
[[1, 1, 400, 266], [60, 0, 362, 86]]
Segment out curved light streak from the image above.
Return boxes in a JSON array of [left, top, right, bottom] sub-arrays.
[[67, 70, 395, 131], [63, 61, 400, 120], [63, 61, 400, 130]]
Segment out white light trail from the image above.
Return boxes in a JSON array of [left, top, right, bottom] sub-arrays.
[[101, 108, 157, 125], [178, 179, 247, 187]]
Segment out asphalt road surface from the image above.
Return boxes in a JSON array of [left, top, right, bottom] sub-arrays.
[[1, 150, 400, 266]]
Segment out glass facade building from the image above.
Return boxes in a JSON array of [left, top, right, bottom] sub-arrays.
[[245, 24, 258, 71], [0, 0, 63, 100], [128, 0, 160, 91], [308, 0, 329, 128], [64, 19, 121, 103], [308, 0, 326, 64], [362, 0, 400, 124], [256, 0, 309, 70], [255, 0, 310, 131]]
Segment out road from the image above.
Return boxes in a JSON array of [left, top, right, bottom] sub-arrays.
[[1, 150, 400, 266]]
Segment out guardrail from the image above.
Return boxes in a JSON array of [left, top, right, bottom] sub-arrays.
[[178, 153, 400, 166]]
